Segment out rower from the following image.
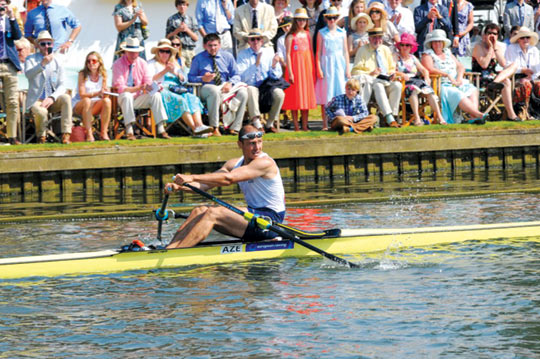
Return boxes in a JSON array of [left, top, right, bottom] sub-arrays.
[[165, 124, 286, 248]]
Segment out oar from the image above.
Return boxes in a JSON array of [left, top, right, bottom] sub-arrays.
[[177, 180, 358, 268], [155, 193, 170, 244]]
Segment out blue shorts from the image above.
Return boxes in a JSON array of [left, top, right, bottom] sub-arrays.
[[242, 207, 286, 242]]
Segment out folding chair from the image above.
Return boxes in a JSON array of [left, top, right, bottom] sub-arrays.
[[400, 74, 442, 126], [164, 82, 202, 136], [110, 90, 156, 140], [478, 75, 515, 121]]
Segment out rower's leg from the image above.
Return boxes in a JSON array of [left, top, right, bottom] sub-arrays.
[[167, 205, 248, 248]]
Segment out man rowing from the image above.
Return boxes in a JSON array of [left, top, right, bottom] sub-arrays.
[[165, 124, 286, 248]]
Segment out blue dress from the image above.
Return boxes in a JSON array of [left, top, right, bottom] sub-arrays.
[[315, 27, 347, 106], [454, 2, 473, 57], [426, 48, 476, 123]]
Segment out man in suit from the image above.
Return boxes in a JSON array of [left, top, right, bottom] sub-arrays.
[[24, 30, 72, 144], [504, 0, 534, 40], [233, 0, 277, 51], [414, 0, 452, 54], [0, 0, 22, 145]]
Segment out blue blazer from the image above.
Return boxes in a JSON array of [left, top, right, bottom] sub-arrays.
[[414, 3, 453, 54], [1, 16, 22, 71]]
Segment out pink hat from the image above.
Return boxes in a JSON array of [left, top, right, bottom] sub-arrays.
[[396, 33, 418, 54]]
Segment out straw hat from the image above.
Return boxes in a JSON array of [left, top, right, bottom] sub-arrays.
[[246, 28, 264, 38], [293, 7, 309, 19], [279, 16, 293, 28], [368, 27, 384, 37], [510, 26, 539, 46], [120, 37, 145, 52], [423, 29, 451, 50], [396, 32, 418, 53], [367, 2, 387, 18], [351, 13, 373, 31], [36, 30, 53, 42], [151, 38, 177, 55], [323, 6, 340, 17]]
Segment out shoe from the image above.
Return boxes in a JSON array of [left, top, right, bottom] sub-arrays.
[[100, 133, 111, 141], [264, 126, 278, 133], [389, 121, 401, 128], [468, 113, 488, 125], [158, 131, 171, 139], [126, 133, 137, 140], [38, 136, 46, 144], [8, 138, 21, 145], [212, 127, 221, 137], [193, 124, 213, 135], [62, 133, 71, 144]]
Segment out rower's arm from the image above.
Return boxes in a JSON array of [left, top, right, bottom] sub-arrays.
[[190, 157, 275, 187]]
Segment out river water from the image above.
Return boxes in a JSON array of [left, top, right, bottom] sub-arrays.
[[1, 168, 539, 358]]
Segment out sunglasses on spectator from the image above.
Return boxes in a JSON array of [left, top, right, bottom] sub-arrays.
[[248, 37, 263, 42], [87, 59, 98, 64], [331, 0, 342, 2], [171, 42, 181, 47], [39, 41, 53, 47], [400, 44, 412, 47], [486, 31, 498, 36], [520, 36, 531, 40], [159, 49, 172, 54], [240, 131, 263, 140], [16, 48, 23, 52], [371, 10, 381, 14], [326, 16, 339, 21]]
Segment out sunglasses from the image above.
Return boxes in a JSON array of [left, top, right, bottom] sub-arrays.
[[486, 31, 498, 36], [400, 44, 412, 47], [520, 36, 531, 40], [16, 48, 23, 52], [39, 41, 53, 47], [240, 131, 263, 140], [159, 49, 172, 53], [248, 37, 263, 42], [326, 16, 339, 21], [87, 58, 98, 64], [171, 42, 181, 47], [371, 10, 381, 14], [331, 0, 342, 2]]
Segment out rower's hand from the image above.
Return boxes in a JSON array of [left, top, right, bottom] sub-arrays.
[[173, 173, 194, 186], [164, 183, 181, 194]]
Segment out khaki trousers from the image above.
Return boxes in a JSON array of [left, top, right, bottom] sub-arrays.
[[31, 93, 72, 137], [0, 62, 19, 138], [181, 49, 195, 68], [246, 86, 285, 128], [330, 114, 378, 133], [372, 79, 402, 118]]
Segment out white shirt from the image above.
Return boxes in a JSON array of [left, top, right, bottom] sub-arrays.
[[388, 5, 415, 35], [505, 43, 540, 79]]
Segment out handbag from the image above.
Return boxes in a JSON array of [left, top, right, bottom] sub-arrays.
[[169, 84, 188, 95]]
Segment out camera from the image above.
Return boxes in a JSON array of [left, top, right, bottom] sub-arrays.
[[0, 7, 6, 11]]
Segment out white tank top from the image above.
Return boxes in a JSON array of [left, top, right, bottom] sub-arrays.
[[233, 153, 286, 213], [71, 75, 103, 108]]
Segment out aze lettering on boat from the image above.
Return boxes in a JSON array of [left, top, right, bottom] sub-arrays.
[[221, 245, 243, 254], [245, 241, 294, 252]]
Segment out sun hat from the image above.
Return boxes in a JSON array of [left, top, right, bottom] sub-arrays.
[[423, 29, 451, 50], [151, 38, 177, 55], [293, 7, 309, 19], [279, 16, 293, 28], [323, 6, 340, 17], [120, 37, 145, 53], [351, 13, 373, 31], [246, 28, 264, 38], [36, 30, 53, 42], [510, 26, 539, 46], [368, 27, 384, 37], [367, 2, 387, 19], [396, 33, 418, 53]]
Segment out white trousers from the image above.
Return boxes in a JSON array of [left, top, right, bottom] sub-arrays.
[[118, 92, 167, 126]]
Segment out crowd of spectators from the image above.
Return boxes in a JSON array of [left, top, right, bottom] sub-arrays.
[[1, 0, 540, 145]]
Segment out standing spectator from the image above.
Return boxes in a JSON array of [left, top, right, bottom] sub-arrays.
[[165, 0, 198, 68], [313, 0, 344, 54], [342, 0, 365, 34], [387, 0, 415, 35], [351, 27, 402, 127], [451, 0, 474, 57], [24, 0, 81, 54], [273, 0, 292, 24], [0, 0, 21, 145], [233, 0, 278, 51], [300, 0, 323, 37], [188, 33, 248, 136], [348, 13, 372, 61], [315, 7, 350, 130], [504, 0, 534, 40], [72, 52, 112, 142], [112, 37, 170, 140], [368, 2, 399, 50], [282, 8, 316, 131], [112, 0, 148, 61], [195, 0, 235, 51], [25, 31, 72, 144], [414, 0, 452, 54], [275, 16, 291, 69], [237, 29, 285, 132]]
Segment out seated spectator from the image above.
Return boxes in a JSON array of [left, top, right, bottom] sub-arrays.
[[24, 0, 81, 55], [165, 0, 198, 68], [367, 2, 399, 50], [148, 39, 211, 137], [471, 23, 518, 121], [504, 26, 540, 121], [414, 0, 452, 54], [326, 78, 378, 134], [188, 33, 248, 136], [112, 0, 148, 61], [348, 13, 372, 62], [237, 29, 285, 133], [25, 31, 72, 144], [112, 37, 170, 140], [394, 33, 444, 125], [195, 0, 235, 52], [387, 0, 414, 36], [0, 1, 22, 145], [233, 0, 278, 51], [72, 52, 112, 142], [343, 0, 365, 34], [352, 27, 402, 127], [421, 29, 486, 124]]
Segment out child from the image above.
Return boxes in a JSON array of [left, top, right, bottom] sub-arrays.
[[348, 13, 371, 62], [165, 0, 199, 67]]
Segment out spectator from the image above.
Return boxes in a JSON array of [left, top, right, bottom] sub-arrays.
[[352, 27, 402, 127], [394, 33, 444, 125], [281, 8, 317, 131], [6, 0, 23, 31], [233, 0, 278, 51], [165, 0, 198, 68], [348, 13, 372, 61], [504, 25, 520, 46], [25, 31, 72, 144], [169, 35, 183, 67], [342, 0, 365, 34], [275, 16, 291, 70], [24, 0, 81, 54], [273, 0, 291, 24], [504, 26, 540, 121], [300, 0, 323, 37], [387, 0, 414, 35], [14, 37, 33, 69], [313, 0, 344, 54], [414, 0, 452, 54], [113, 0, 148, 61], [471, 23, 518, 121], [72, 52, 112, 142], [273, 14, 291, 52], [188, 33, 248, 136], [368, 2, 399, 50], [421, 29, 486, 124], [451, 0, 474, 57], [0, 0, 22, 145], [315, 6, 350, 130], [504, 0, 534, 40], [148, 39, 211, 137], [326, 78, 378, 133], [112, 37, 170, 140], [237, 28, 285, 132], [195, 0, 235, 51]]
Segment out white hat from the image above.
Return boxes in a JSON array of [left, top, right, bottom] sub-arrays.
[[510, 26, 539, 47], [423, 29, 451, 50], [351, 13, 373, 31], [367, 2, 387, 19], [36, 30, 53, 42], [151, 38, 177, 55], [120, 37, 145, 52]]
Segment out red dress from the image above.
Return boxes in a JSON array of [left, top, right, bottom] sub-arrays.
[[282, 31, 317, 111]]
